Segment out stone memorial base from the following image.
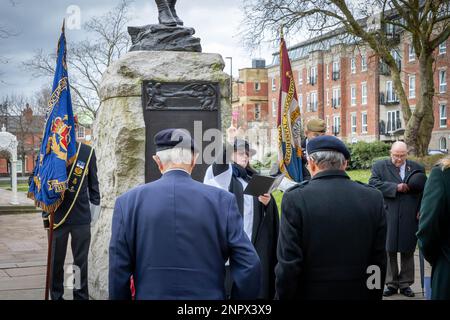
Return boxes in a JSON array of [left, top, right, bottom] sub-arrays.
[[88, 50, 230, 299]]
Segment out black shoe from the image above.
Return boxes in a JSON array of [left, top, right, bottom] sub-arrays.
[[400, 287, 415, 297], [383, 287, 398, 297]]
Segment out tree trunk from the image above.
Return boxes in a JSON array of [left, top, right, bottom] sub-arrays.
[[404, 52, 435, 157]]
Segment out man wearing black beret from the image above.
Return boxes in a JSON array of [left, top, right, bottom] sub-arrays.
[[275, 135, 387, 300], [109, 128, 261, 299]]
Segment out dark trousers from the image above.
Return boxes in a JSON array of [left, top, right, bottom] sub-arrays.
[[386, 251, 415, 290], [50, 224, 91, 300]]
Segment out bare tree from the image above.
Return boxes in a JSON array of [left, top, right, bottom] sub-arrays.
[[242, 0, 450, 156], [0, 94, 45, 175], [23, 0, 132, 121]]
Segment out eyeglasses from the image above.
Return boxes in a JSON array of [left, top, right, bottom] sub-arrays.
[[391, 154, 407, 159]]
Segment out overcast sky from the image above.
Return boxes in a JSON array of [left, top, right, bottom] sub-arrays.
[[0, 0, 282, 100]]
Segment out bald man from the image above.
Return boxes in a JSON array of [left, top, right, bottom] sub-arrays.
[[369, 141, 425, 298]]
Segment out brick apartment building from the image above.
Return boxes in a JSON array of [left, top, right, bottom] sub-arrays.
[[233, 28, 450, 157], [0, 103, 93, 176]]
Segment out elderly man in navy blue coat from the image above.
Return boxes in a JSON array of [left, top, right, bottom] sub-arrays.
[[109, 128, 261, 300]]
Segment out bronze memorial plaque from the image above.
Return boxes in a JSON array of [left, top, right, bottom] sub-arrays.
[[142, 81, 222, 182]]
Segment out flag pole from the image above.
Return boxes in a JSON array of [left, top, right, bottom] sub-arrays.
[[44, 212, 54, 300]]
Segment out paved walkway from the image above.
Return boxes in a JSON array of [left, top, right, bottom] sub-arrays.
[[0, 212, 432, 300], [0, 212, 73, 300]]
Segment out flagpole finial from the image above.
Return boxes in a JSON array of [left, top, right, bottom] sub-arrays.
[[280, 24, 284, 39], [62, 19, 65, 33]]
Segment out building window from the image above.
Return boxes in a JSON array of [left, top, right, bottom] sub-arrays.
[[299, 94, 303, 114], [362, 112, 368, 133], [271, 78, 276, 91], [326, 64, 329, 80], [439, 70, 447, 93], [440, 137, 447, 151], [351, 86, 356, 106], [361, 55, 367, 71], [310, 66, 317, 85], [326, 89, 330, 106], [387, 110, 401, 132], [440, 104, 447, 128], [254, 82, 261, 91], [350, 58, 356, 74], [326, 116, 330, 132], [409, 75, 416, 98], [386, 80, 397, 102], [310, 92, 318, 112], [298, 72, 303, 88], [255, 104, 261, 120], [332, 61, 340, 80], [333, 115, 341, 135], [351, 113, 357, 134], [439, 41, 447, 55], [361, 82, 367, 105], [409, 44, 415, 61], [16, 160, 23, 174], [77, 126, 85, 139], [332, 87, 341, 108], [272, 100, 277, 117]]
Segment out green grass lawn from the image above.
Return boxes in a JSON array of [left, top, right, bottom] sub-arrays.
[[272, 169, 372, 211], [0, 181, 29, 192]]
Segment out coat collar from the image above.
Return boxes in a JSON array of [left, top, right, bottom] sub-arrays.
[[311, 169, 350, 180], [161, 169, 192, 179], [386, 159, 412, 182]]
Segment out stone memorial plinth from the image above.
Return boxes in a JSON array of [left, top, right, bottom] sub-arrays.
[[88, 50, 230, 299]]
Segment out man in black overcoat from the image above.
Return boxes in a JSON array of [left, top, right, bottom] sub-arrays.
[[275, 136, 387, 300]]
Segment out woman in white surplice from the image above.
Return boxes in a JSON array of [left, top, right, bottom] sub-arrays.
[[204, 139, 279, 299]]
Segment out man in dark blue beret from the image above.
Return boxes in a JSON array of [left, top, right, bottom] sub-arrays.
[[109, 128, 261, 300], [275, 135, 387, 300]]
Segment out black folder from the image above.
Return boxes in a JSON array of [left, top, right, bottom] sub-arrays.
[[243, 174, 284, 197]]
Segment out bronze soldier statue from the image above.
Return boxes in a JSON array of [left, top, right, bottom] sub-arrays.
[[156, 0, 183, 26]]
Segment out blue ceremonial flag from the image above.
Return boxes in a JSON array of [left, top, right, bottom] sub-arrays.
[[28, 21, 77, 212], [277, 31, 303, 183]]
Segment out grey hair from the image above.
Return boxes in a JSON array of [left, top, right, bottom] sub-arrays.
[[308, 150, 346, 170], [156, 147, 194, 165]]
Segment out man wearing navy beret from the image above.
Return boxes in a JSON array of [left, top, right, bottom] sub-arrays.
[[109, 128, 261, 299], [275, 135, 387, 300]]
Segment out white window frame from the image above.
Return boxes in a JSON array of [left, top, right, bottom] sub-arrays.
[[16, 160, 23, 174], [77, 125, 85, 139], [361, 112, 368, 133], [409, 44, 415, 62], [439, 41, 447, 55], [254, 82, 261, 91], [333, 115, 341, 135], [439, 137, 447, 151], [310, 92, 318, 111], [326, 64, 329, 80], [409, 75, 416, 98], [299, 94, 303, 114], [361, 55, 367, 71], [387, 110, 401, 132], [271, 78, 276, 91], [386, 80, 394, 102], [439, 70, 447, 93], [298, 72, 303, 87], [351, 113, 357, 134], [272, 100, 277, 117], [351, 85, 356, 106], [255, 104, 261, 120], [350, 58, 356, 74], [333, 60, 340, 76], [361, 82, 367, 105], [332, 87, 341, 107], [440, 104, 447, 128], [310, 66, 317, 84]]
